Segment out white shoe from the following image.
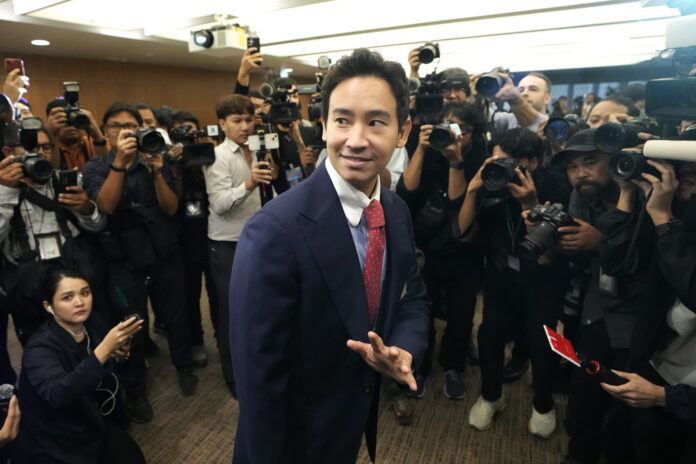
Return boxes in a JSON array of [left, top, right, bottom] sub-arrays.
[[528, 406, 556, 438], [468, 395, 505, 431]]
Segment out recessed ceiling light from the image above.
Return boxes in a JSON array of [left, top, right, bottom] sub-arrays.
[[31, 39, 50, 46]]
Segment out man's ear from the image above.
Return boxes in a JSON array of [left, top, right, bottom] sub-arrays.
[[545, 92, 553, 106], [396, 118, 412, 149], [321, 117, 327, 142]]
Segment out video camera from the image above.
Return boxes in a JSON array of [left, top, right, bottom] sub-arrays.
[[481, 157, 526, 192], [62, 82, 90, 131], [520, 203, 578, 261], [1, 117, 53, 182], [414, 72, 444, 123], [544, 114, 587, 143], [169, 124, 216, 168], [476, 67, 511, 99]]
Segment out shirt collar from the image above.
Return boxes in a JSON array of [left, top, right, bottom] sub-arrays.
[[223, 137, 254, 155], [325, 155, 381, 227]]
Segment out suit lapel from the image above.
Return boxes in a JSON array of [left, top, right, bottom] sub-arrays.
[[297, 164, 371, 342]]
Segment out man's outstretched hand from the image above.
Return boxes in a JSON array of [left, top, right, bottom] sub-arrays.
[[347, 331, 417, 391]]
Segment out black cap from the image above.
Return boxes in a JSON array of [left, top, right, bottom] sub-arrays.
[[551, 129, 600, 166]]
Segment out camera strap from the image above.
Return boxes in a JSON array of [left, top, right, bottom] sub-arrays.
[[19, 183, 79, 238]]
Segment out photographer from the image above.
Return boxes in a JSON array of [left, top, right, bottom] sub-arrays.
[[81, 101, 199, 423], [0, 120, 106, 348], [586, 95, 640, 129], [45, 98, 108, 171], [397, 101, 487, 408], [202, 94, 270, 396], [549, 129, 658, 463], [458, 128, 564, 438], [167, 110, 217, 368], [12, 267, 145, 464]]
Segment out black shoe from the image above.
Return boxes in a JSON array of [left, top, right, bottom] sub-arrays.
[[144, 337, 159, 358], [502, 359, 529, 383], [405, 373, 426, 399], [392, 396, 413, 426], [127, 396, 153, 423], [177, 368, 199, 396], [226, 382, 238, 399]]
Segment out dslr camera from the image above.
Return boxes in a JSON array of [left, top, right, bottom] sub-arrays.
[[481, 157, 526, 192], [608, 149, 665, 181], [62, 82, 90, 131], [544, 114, 587, 143], [1, 117, 53, 182], [594, 117, 659, 153], [417, 42, 440, 64], [476, 67, 511, 99], [126, 127, 166, 155], [169, 124, 216, 169], [519, 203, 578, 261], [429, 122, 462, 152]]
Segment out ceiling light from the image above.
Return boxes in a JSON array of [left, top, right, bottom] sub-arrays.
[[30, 39, 50, 46]]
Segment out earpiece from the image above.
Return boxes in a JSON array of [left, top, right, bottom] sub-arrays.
[[47, 305, 55, 315]]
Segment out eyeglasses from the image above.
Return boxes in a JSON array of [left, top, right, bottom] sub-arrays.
[[105, 123, 139, 133], [37, 143, 54, 151]]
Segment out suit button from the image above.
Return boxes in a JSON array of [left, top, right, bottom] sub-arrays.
[[363, 385, 372, 393]]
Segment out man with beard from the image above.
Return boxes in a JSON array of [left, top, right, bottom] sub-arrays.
[[45, 99, 107, 171], [551, 129, 657, 463]]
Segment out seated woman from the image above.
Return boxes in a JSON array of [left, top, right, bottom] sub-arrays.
[[12, 267, 145, 464]]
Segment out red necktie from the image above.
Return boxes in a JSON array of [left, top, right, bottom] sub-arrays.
[[363, 199, 385, 324]]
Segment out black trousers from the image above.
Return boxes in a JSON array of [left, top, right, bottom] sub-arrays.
[[208, 239, 237, 385], [106, 251, 192, 398], [183, 259, 219, 345], [478, 262, 562, 413], [420, 258, 482, 375], [565, 319, 630, 464]]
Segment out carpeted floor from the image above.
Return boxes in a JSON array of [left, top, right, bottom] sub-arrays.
[[8, 283, 570, 463]]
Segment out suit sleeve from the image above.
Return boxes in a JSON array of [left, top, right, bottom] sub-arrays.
[[384, 203, 430, 369], [229, 211, 299, 462]]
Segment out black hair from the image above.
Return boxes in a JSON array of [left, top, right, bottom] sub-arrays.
[[101, 101, 143, 126], [154, 106, 175, 129], [321, 48, 410, 127], [441, 101, 486, 136], [622, 83, 646, 103], [599, 95, 641, 117], [271, 77, 297, 91], [492, 127, 544, 162], [135, 103, 156, 114], [248, 90, 264, 100], [216, 94, 254, 120], [45, 98, 65, 117], [41, 267, 90, 304], [526, 72, 553, 94], [171, 110, 200, 130], [440, 67, 471, 95]]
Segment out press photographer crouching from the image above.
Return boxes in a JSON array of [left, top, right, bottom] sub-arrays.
[[397, 101, 487, 409], [11, 268, 145, 464], [167, 110, 218, 368], [0, 117, 106, 353], [457, 128, 565, 438], [81, 102, 199, 424]]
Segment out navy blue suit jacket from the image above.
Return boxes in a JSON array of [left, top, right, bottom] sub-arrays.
[[229, 162, 429, 463]]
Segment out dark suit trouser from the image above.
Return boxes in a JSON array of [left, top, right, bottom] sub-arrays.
[[183, 259, 218, 345], [208, 239, 237, 385]]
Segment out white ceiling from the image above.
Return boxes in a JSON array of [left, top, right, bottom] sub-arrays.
[[0, 0, 683, 77]]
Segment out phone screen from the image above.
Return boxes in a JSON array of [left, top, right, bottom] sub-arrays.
[[4, 58, 25, 75], [247, 37, 261, 52]]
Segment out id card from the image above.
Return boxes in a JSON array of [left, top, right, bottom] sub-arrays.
[[285, 166, 304, 187], [598, 267, 618, 296], [507, 254, 521, 272], [185, 200, 205, 218], [35, 233, 62, 261]]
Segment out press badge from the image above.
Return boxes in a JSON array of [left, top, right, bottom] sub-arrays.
[[285, 166, 304, 187], [598, 267, 618, 296], [507, 255, 521, 272], [35, 232, 62, 261], [185, 201, 205, 218]]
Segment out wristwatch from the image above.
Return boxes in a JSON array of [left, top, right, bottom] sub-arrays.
[[655, 217, 683, 236], [449, 160, 466, 170], [110, 163, 126, 172]]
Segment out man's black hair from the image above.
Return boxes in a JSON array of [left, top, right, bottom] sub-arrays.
[[102, 101, 143, 126], [172, 110, 200, 130], [155, 106, 174, 129], [136, 103, 156, 114], [440, 67, 471, 95], [248, 90, 264, 100], [622, 83, 646, 104], [45, 98, 65, 117], [602, 95, 641, 117], [441, 101, 486, 136], [272, 77, 297, 91], [321, 48, 410, 127], [492, 127, 544, 162]]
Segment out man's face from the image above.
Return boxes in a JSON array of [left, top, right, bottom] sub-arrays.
[[37, 131, 53, 162], [517, 75, 551, 113], [565, 151, 612, 198], [491, 145, 539, 172], [441, 87, 468, 105], [219, 113, 255, 145], [677, 162, 696, 201], [587, 101, 629, 129], [322, 76, 410, 196], [104, 111, 140, 149], [138, 109, 157, 128], [57, 119, 81, 146]]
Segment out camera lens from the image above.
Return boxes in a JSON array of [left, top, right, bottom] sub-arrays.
[[24, 156, 54, 181], [476, 75, 502, 99], [137, 130, 165, 154], [481, 162, 510, 191], [608, 150, 642, 181], [544, 118, 570, 142], [418, 44, 439, 64], [428, 126, 454, 152], [68, 111, 90, 131], [595, 122, 626, 153], [519, 221, 557, 261]]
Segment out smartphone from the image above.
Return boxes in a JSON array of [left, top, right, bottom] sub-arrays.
[[247, 133, 279, 151], [4, 58, 25, 75], [55, 170, 78, 196], [247, 36, 261, 52], [122, 313, 143, 323]]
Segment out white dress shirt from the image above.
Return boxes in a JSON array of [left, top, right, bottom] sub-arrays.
[[203, 138, 261, 242]]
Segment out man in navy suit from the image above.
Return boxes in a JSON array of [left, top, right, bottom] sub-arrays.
[[229, 48, 430, 463]]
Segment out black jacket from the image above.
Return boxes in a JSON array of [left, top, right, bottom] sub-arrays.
[[15, 319, 112, 464]]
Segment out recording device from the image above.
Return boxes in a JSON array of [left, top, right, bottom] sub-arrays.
[[246, 30, 261, 65], [2, 117, 54, 182], [417, 42, 440, 64], [608, 149, 666, 181], [62, 82, 90, 131], [265, 89, 301, 125], [14, 151, 53, 182], [317, 55, 331, 70], [127, 127, 166, 155], [4, 58, 24, 75], [121, 313, 143, 323], [55, 169, 78, 196], [481, 157, 526, 192], [415, 72, 444, 123], [476, 67, 510, 99], [0, 384, 14, 408], [169, 124, 216, 168], [645, 77, 696, 120], [594, 118, 659, 154], [519, 203, 578, 261], [429, 122, 462, 152], [252, 125, 275, 206], [544, 114, 586, 143]]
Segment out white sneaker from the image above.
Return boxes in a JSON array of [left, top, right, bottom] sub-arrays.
[[468, 395, 505, 431], [528, 406, 556, 438]]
